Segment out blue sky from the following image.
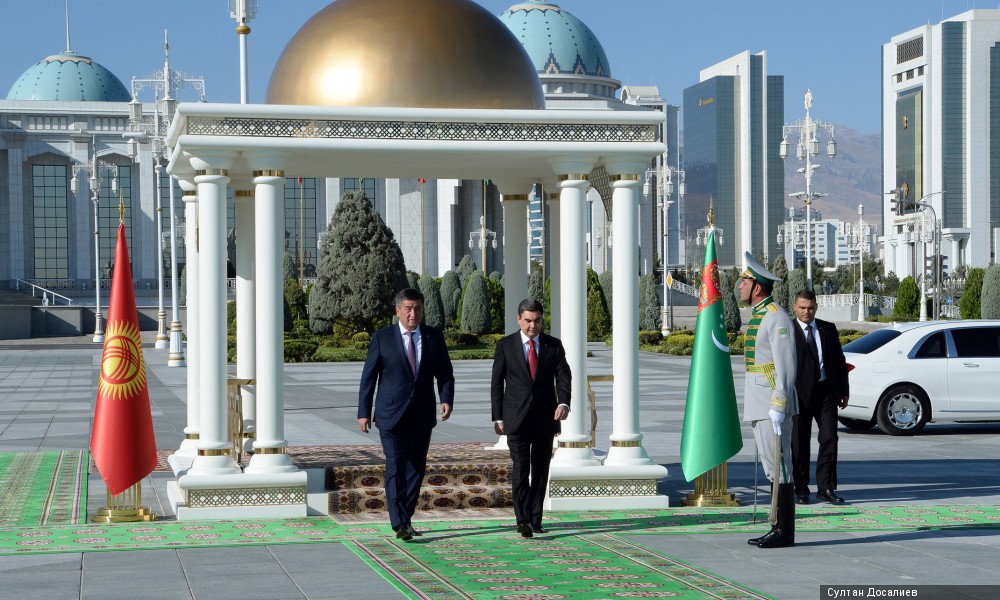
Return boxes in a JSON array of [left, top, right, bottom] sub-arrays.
[[0, 0, 984, 134]]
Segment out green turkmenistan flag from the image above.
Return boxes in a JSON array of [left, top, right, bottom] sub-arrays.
[[679, 227, 743, 481]]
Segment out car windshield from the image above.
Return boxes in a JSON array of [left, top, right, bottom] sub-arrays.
[[843, 329, 902, 354]]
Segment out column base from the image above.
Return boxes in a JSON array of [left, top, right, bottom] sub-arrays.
[[245, 449, 298, 474], [603, 442, 658, 467], [172, 471, 308, 520], [168, 323, 185, 366], [544, 464, 669, 510], [550, 438, 602, 467], [186, 453, 242, 476]]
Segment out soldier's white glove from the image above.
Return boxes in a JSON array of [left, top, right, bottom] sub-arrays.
[[768, 409, 784, 435]]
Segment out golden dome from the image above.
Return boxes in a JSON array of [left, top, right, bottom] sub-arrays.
[[266, 0, 545, 109]]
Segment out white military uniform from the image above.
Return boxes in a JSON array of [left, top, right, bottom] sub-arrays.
[[743, 295, 798, 483]]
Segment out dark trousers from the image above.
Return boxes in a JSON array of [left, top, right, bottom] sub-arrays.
[[792, 380, 840, 494], [379, 425, 432, 530], [507, 419, 554, 526]]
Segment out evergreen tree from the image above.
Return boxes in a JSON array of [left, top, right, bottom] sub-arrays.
[[786, 268, 808, 308], [285, 279, 307, 323], [638, 274, 660, 331], [308, 277, 333, 334], [282, 252, 297, 282], [771, 256, 789, 312], [586, 267, 611, 341], [456, 255, 477, 288], [489, 271, 502, 281], [980, 264, 1000, 319], [310, 191, 407, 334], [440, 270, 461, 321], [179, 265, 188, 307], [720, 270, 742, 333], [485, 274, 505, 334], [528, 268, 544, 304], [598, 269, 613, 318], [960, 267, 985, 319], [406, 271, 420, 289], [894, 276, 920, 319], [883, 271, 900, 297], [460, 272, 491, 334], [417, 274, 445, 329]]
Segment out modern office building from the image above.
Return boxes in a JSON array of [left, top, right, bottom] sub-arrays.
[[882, 9, 1000, 278], [683, 51, 784, 268]]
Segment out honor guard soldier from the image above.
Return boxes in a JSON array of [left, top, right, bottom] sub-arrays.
[[737, 252, 798, 548]]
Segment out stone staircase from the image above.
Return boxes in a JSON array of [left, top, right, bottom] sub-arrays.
[[0, 289, 42, 306]]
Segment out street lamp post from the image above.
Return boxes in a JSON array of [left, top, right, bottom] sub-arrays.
[[71, 149, 118, 344], [780, 89, 837, 291], [856, 204, 866, 321], [914, 196, 943, 322], [469, 180, 497, 274], [129, 32, 205, 365], [644, 153, 685, 336]]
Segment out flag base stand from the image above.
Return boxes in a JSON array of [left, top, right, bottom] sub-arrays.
[[681, 463, 741, 507], [92, 484, 157, 523]]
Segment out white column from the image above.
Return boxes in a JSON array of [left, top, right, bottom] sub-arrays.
[[546, 192, 561, 338], [167, 173, 186, 367], [605, 175, 656, 466], [154, 163, 169, 349], [550, 172, 598, 467], [246, 169, 297, 473], [176, 182, 200, 457], [234, 189, 257, 455], [500, 193, 529, 333], [189, 165, 240, 475]]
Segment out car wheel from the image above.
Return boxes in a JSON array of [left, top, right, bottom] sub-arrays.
[[876, 385, 930, 436], [838, 417, 875, 431]]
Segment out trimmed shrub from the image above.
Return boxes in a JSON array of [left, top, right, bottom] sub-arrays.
[[960, 267, 985, 319], [527, 268, 544, 306], [284, 340, 318, 363], [485, 274, 505, 334], [639, 330, 663, 345], [285, 279, 307, 323], [720, 270, 742, 333], [586, 268, 611, 341], [460, 272, 491, 334], [786, 268, 807, 308], [598, 269, 613, 318], [638, 274, 660, 331], [227, 300, 237, 335], [980, 265, 1000, 319], [480, 333, 505, 349], [456, 255, 477, 288], [444, 331, 480, 346], [894, 276, 920, 320], [350, 331, 370, 351], [417, 274, 446, 330], [440, 270, 461, 321], [771, 256, 789, 312]]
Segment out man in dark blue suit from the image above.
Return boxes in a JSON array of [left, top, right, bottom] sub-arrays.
[[358, 288, 455, 541], [491, 298, 570, 537]]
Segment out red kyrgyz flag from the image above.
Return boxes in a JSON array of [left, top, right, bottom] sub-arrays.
[[91, 224, 158, 495]]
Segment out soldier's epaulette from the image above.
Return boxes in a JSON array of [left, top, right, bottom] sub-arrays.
[[765, 303, 779, 313]]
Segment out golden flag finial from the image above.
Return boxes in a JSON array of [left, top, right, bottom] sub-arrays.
[[118, 190, 125, 224], [707, 196, 715, 227]]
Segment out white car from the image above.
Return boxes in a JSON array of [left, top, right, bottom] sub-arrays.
[[839, 320, 1000, 435]]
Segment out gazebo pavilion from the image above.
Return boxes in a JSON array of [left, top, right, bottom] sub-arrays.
[[164, 0, 669, 519]]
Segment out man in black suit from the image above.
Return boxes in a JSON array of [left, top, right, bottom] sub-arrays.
[[491, 298, 570, 538], [790, 289, 850, 505], [358, 288, 455, 541]]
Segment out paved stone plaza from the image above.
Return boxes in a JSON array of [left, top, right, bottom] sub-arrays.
[[0, 333, 998, 599]]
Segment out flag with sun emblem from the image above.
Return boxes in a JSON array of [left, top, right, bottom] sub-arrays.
[[91, 224, 157, 495], [679, 227, 742, 481]]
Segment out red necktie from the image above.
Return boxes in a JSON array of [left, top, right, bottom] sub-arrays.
[[527, 338, 537, 380], [406, 331, 417, 376]]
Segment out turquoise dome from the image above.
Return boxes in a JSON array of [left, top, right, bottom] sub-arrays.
[[498, 2, 611, 78], [7, 52, 130, 102]]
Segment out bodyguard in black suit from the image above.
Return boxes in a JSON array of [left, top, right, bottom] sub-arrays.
[[790, 289, 850, 505], [491, 298, 570, 538], [358, 288, 455, 541]]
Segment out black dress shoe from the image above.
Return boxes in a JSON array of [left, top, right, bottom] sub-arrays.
[[531, 524, 547, 534], [395, 528, 413, 542], [748, 526, 775, 545], [517, 523, 533, 538], [817, 490, 845, 504], [406, 525, 423, 537], [796, 493, 810, 504]]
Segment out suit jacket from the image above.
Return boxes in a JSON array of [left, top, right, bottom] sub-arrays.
[[793, 318, 849, 407], [743, 299, 799, 422], [357, 324, 455, 431], [490, 331, 571, 436]]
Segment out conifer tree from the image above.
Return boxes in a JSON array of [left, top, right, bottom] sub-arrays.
[[310, 191, 407, 334], [960, 267, 985, 319], [638, 274, 660, 331], [894, 276, 920, 319], [720, 270, 742, 333], [456, 255, 477, 288], [417, 274, 445, 329], [528, 267, 544, 304], [282, 252, 297, 282], [598, 269, 613, 318], [460, 272, 491, 334], [980, 264, 1000, 319], [786, 268, 808, 308], [440, 270, 461, 321], [586, 267, 611, 341], [771, 256, 789, 312]]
